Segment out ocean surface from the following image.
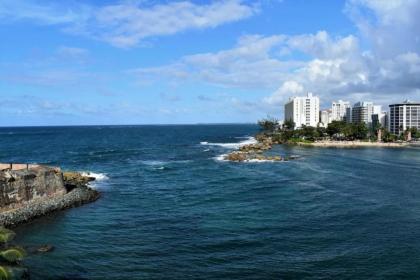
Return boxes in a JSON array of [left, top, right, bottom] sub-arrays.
[[1, 124, 420, 279]]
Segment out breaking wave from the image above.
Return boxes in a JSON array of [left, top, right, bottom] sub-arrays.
[[200, 136, 257, 149]]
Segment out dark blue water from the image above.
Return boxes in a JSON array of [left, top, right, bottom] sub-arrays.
[[1, 125, 420, 279]]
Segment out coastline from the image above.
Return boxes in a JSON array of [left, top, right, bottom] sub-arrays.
[[295, 140, 410, 148]]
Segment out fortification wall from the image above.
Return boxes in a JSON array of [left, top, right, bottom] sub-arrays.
[[0, 164, 66, 208]]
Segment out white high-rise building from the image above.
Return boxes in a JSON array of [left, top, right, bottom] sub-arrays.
[[331, 100, 350, 121], [389, 101, 420, 135], [284, 92, 320, 128], [319, 109, 332, 127]]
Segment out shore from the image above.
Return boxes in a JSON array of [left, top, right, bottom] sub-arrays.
[[296, 140, 410, 148]]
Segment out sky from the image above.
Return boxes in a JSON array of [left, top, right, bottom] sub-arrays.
[[0, 0, 419, 126]]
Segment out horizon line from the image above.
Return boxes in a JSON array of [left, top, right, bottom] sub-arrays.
[[0, 122, 258, 128]]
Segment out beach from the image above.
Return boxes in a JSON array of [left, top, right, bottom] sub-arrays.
[[297, 140, 410, 148]]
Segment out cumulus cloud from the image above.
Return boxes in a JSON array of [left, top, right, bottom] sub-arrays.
[[0, 0, 257, 48], [133, 0, 420, 111]]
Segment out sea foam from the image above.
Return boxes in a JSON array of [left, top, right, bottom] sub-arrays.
[[80, 172, 109, 181], [201, 136, 257, 149]]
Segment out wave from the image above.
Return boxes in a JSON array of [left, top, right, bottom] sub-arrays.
[[139, 160, 192, 166], [213, 154, 282, 163], [80, 172, 109, 181], [201, 136, 257, 149]]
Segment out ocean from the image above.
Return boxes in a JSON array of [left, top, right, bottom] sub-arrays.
[[1, 124, 420, 279]]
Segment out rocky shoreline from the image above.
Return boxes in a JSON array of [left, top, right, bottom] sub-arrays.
[[0, 167, 100, 228], [223, 135, 299, 162]]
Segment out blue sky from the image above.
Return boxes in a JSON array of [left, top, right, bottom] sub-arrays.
[[0, 0, 419, 126]]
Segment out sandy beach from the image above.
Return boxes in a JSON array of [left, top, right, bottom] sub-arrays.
[[298, 141, 410, 148]]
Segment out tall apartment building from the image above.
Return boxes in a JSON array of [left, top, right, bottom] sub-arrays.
[[347, 102, 381, 127], [331, 100, 350, 121], [389, 101, 420, 135], [284, 92, 320, 128]]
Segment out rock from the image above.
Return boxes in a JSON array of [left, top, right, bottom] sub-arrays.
[[0, 167, 67, 208], [63, 172, 95, 189], [37, 245, 54, 253], [225, 152, 247, 162]]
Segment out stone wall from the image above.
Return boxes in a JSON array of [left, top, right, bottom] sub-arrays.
[[0, 165, 66, 208]]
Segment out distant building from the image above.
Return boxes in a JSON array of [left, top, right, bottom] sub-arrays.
[[319, 109, 332, 127], [372, 111, 388, 130], [389, 101, 420, 135], [284, 92, 320, 128], [331, 100, 350, 121], [347, 102, 381, 128]]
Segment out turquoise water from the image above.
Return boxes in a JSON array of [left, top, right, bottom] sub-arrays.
[[1, 125, 420, 279]]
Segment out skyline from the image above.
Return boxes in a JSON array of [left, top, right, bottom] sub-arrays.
[[1, 0, 420, 126]]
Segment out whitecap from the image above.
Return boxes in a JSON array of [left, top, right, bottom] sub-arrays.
[[80, 172, 109, 181], [213, 154, 228, 162], [140, 160, 167, 166], [201, 136, 257, 149]]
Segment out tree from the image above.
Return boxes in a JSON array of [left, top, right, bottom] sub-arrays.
[[258, 116, 279, 132], [299, 125, 317, 141], [283, 119, 295, 131], [316, 126, 326, 139], [382, 129, 397, 142], [352, 123, 369, 140], [326, 121, 346, 138]]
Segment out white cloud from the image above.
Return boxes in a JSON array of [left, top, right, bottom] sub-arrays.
[[263, 81, 304, 106], [130, 34, 304, 88], [0, 0, 257, 48], [345, 0, 420, 57], [132, 0, 420, 112]]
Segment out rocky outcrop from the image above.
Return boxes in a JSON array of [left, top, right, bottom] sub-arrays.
[[0, 166, 99, 227], [63, 172, 95, 191], [224, 135, 300, 162], [0, 166, 66, 209]]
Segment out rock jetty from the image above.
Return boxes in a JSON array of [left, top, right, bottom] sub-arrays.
[[0, 164, 99, 227], [223, 135, 298, 162]]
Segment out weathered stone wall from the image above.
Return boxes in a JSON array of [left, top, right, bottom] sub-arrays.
[[0, 165, 66, 208]]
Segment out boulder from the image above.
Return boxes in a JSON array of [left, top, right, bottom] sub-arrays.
[[63, 172, 95, 190]]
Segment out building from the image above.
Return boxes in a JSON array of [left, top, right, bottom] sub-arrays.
[[347, 102, 380, 128], [319, 109, 332, 127], [372, 111, 388, 130], [331, 100, 350, 121], [389, 101, 420, 135], [284, 92, 320, 128]]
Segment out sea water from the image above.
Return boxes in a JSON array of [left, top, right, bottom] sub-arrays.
[[0, 125, 419, 279]]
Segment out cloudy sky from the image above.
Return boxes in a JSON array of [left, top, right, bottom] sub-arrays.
[[1, 0, 419, 126]]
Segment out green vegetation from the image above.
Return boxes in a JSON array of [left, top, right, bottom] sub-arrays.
[[257, 118, 414, 143], [0, 227, 28, 280], [257, 116, 279, 132], [258, 119, 327, 143]]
